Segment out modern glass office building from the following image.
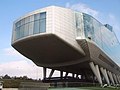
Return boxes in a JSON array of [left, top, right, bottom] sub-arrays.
[[12, 6, 120, 86]]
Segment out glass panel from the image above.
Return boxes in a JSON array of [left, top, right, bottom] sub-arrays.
[[40, 19, 46, 33], [34, 13, 40, 20], [83, 14, 94, 40], [40, 12, 46, 19], [15, 20, 21, 28], [39, 12, 46, 33], [75, 12, 84, 38], [25, 16, 30, 24], [83, 13, 120, 64], [24, 23, 29, 36], [19, 26, 24, 38], [29, 22, 34, 35], [21, 18, 25, 26], [14, 12, 46, 40], [15, 28, 20, 39], [92, 18, 102, 48], [34, 20, 39, 34], [30, 15, 34, 22]]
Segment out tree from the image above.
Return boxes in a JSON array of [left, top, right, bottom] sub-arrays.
[[3, 74, 11, 79], [22, 76, 28, 80]]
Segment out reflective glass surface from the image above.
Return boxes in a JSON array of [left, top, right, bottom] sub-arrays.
[[75, 12, 84, 39], [14, 12, 46, 40], [76, 12, 120, 64]]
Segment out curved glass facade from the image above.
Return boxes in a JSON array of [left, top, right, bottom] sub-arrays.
[[76, 12, 120, 64], [14, 12, 46, 40]]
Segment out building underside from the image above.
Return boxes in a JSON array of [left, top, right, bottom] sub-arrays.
[[12, 34, 120, 86]]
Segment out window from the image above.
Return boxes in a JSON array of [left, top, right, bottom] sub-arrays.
[[15, 20, 21, 28], [40, 19, 46, 33], [29, 15, 34, 35], [29, 22, 34, 35], [20, 26, 24, 38], [33, 12, 46, 34], [14, 12, 46, 40], [34, 13, 40, 20], [34, 20, 39, 34], [15, 27, 20, 39], [40, 12, 46, 33], [24, 23, 29, 36], [40, 12, 46, 19], [34, 13, 40, 34]]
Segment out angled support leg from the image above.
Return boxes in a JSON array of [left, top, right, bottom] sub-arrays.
[[60, 71, 63, 79], [100, 67, 110, 85], [49, 69, 55, 78], [89, 62, 102, 86], [116, 75, 120, 84], [107, 71, 115, 85], [113, 74, 118, 84], [43, 67, 47, 80], [65, 72, 68, 78]]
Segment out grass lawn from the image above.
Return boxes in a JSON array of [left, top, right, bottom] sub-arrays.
[[80, 87, 118, 90], [49, 87, 119, 90]]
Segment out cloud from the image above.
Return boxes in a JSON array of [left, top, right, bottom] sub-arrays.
[[0, 60, 63, 79], [107, 14, 120, 40], [65, 2, 99, 18], [100, 13, 120, 41], [65, 2, 120, 65], [1, 47, 62, 79], [0, 60, 43, 79], [3, 47, 21, 56], [65, 2, 120, 41], [2, 47, 28, 61]]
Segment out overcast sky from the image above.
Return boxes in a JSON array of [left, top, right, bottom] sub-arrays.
[[0, 0, 120, 79]]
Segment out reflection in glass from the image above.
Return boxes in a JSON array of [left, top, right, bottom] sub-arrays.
[[29, 22, 34, 35], [14, 12, 46, 40], [40, 19, 46, 33], [34, 20, 39, 34], [24, 23, 29, 36], [75, 13, 120, 64]]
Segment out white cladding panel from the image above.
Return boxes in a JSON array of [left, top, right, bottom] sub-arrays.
[[52, 6, 84, 53]]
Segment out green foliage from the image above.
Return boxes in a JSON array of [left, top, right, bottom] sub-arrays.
[[0, 74, 41, 88], [2, 79, 41, 88], [49, 87, 119, 90]]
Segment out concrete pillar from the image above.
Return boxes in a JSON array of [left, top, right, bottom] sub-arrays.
[[72, 73, 75, 78], [49, 69, 55, 78], [107, 71, 115, 85], [117, 75, 120, 84], [89, 62, 102, 85], [43, 67, 47, 80], [113, 74, 118, 84], [65, 72, 68, 78], [119, 75, 120, 84], [100, 67, 110, 85], [60, 71, 63, 79], [76, 74, 79, 78], [116, 75, 120, 84]]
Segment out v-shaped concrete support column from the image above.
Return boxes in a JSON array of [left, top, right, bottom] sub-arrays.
[[100, 67, 110, 85], [116, 75, 120, 84], [89, 62, 102, 86], [113, 74, 118, 84], [107, 71, 115, 85], [49, 69, 55, 78]]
